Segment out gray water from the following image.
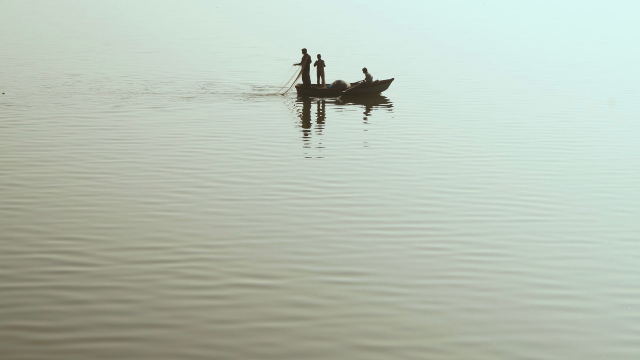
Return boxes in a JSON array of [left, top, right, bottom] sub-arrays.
[[2, 1, 640, 359]]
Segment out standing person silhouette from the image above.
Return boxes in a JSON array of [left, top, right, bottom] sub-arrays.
[[314, 54, 326, 88], [294, 48, 312, 88]]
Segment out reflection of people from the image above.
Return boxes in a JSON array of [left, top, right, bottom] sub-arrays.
[[314, 54, 326, 88], [316, 99, 326, 126], [300, 97, 312, 141], [294, 48, 312, 88], [363, 103, 373, 118], [362, 67, 373, 84], [294, 96, 393, 148]]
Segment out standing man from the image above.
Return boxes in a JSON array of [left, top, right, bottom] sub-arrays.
[[294, 48, 312, 88], [314, 54, 326, 88]]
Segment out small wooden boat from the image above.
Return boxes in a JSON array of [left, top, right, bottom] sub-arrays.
[[295, 78, 394, 98]]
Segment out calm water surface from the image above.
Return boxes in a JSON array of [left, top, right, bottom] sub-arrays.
[[2, 1, 640, 359]]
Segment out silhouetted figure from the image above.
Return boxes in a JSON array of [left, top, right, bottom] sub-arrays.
[[362, 67, 373, 84], [314, 54, 326, 88], [294, 48, 312, 88]]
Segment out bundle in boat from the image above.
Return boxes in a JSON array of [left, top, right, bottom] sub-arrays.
[[328, 80, 350, 90]]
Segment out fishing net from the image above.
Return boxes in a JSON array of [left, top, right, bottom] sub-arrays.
[[276, 56, 310, 96]]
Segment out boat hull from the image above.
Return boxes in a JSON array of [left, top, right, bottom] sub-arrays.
[[295, 78, 394, 97], [295, 86, 344, 97]]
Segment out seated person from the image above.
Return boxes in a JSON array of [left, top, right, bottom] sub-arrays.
[[362, 67, 373, 84]]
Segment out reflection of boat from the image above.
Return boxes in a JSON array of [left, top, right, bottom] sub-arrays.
[[335, 95, 394, 117], [295, 78, 394, 97], [292, 95, 393, 151], [294, 95, 392, 128], [335, 95, 393, 108]]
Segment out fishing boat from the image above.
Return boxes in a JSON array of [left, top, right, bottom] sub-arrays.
[[295, 78, 394, 98]]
